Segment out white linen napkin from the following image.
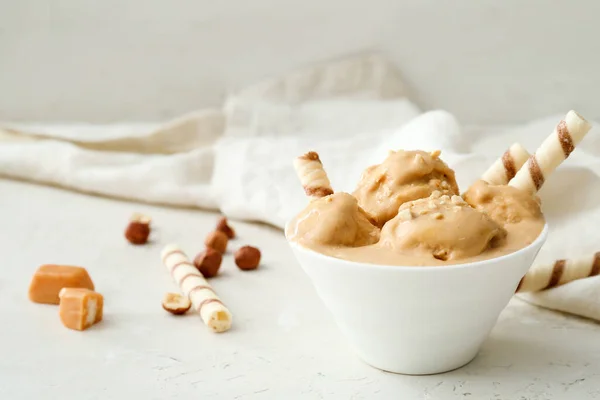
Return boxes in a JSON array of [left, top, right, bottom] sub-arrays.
[[1, 53, 599, 321]]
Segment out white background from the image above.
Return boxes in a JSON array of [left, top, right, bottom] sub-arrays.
[[1, 0, 599, 124]]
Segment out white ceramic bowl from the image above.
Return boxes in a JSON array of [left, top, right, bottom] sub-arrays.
[[286, 224, 548, 375]]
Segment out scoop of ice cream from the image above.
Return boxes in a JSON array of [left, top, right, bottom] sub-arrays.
[[286, 192, 380, 247], [353, 150, 459, 227], [463, 180, 543, 225], [379, 191, 507, 261]]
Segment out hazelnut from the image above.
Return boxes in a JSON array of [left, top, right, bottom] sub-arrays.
[[205, 231, 228, 254], [216, 217, 236, 239], [125, 213, 151, 245], [162, 293, 191, 315], [234, 246, 261, 270], [193, 248, 222, 278]]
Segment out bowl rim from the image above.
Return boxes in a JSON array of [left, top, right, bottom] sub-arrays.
[[285, 222, 549, 272]]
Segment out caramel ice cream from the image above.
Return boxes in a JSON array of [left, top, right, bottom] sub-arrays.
[[288, 193, 543, 266], [286, 192, 380, 247], [463, 179, 543, 225], [288, 186, 544, 266], [288, 148, 546, 267], [379, 191, 507, 261], [353, 150, 459, 227]]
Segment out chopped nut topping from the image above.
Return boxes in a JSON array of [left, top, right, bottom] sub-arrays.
[[397, 209, 413, 221], [432, 248, 448, 261], [451, 195, 466, 205]]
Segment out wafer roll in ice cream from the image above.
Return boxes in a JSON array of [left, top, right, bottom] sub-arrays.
[[517, 252, 600, 292], [293, 151, 334, 200], [161, 244, 232, 333], [481, 143, 530, 185], [509, 111, 592, 193]]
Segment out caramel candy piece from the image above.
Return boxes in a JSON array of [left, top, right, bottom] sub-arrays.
[[28, 265, 95, 305], [59, 288, 104, 331]]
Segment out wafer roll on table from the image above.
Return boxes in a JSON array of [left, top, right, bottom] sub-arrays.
[[161, 244, 232, 333], [517, 252, 600, 292], [481, 143, 530, 185], [293, 151, 334, 200], [509, 110, 592, 193]]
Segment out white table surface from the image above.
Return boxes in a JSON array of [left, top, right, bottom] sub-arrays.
[[2, 178, 600, 399]]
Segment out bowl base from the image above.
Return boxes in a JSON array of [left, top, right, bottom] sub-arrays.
[[358, 349, 480, 376]]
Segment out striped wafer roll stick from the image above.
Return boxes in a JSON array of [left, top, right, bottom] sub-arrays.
[[481, 143, 530, 185], [294, 151, 333, 200], [516, 252, 600, 292], [509, 110, 592, 194], [160, 244, 232, 333], [293, 151, 334, 200]]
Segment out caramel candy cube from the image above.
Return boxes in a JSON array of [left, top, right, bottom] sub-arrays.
[[59, 288, 104, 331], [28, 265, 95, 305]]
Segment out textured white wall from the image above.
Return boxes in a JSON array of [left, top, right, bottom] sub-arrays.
[[1, 0, 599, 124]]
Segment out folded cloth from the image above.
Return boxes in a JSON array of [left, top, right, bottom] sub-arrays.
[[1, 53, 600, 321]]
